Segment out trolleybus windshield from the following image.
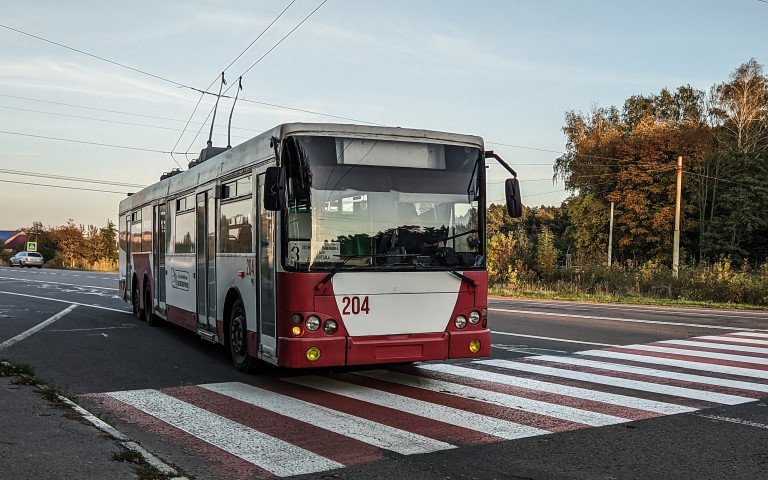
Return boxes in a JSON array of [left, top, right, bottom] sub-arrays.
[[282, 135, 483, 271]]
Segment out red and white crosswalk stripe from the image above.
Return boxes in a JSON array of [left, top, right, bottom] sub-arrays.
[[87, 330, 768, 478]]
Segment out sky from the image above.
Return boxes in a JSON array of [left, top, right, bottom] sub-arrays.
[[0, 0, 766, 229]]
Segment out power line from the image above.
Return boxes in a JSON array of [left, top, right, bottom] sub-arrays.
[[0, 168, 145, 188], [0, 178, 130, 195], [185, 0, 331, 152], [0, 129, 190, 154]]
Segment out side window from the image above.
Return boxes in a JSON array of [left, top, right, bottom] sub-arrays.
[[173, 195, 195, 254], [131, 211, 141, 253], [219, 175, 253, 254], [141, 205, 152, 252]]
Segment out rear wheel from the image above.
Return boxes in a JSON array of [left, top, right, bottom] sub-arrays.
[[144, 282, 161, 327], [229, 298, 256, 373], [132, 283, 141, 319]]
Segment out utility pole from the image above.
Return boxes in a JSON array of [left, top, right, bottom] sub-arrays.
[[608, 201, 614, 267], [673, 156, 683, 278]]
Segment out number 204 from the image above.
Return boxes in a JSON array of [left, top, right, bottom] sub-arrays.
[[341, 296, 370, 315]]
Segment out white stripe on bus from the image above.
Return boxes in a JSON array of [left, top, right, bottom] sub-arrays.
[[418, 363, 693, 415], [200, 382, 454, 455], [107, 389, 343, 477], [478, 359, 750, 405], [356, 370, 626, 427]]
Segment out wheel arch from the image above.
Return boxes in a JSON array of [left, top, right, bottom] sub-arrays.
[[222, 287, 244, 346]]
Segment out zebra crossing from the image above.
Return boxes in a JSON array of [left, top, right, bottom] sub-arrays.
[[86, 331, 768, 478]]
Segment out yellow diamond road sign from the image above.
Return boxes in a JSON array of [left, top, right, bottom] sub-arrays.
[[26, 241, 37, 252]]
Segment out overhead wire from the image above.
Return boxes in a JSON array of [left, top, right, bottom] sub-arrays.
[[0, 129, 190, 155], [0, 168, 145, 188], [0, 178, 130, 195]]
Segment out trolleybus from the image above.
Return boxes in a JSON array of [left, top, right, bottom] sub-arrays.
[[118, 123, 522, 371]]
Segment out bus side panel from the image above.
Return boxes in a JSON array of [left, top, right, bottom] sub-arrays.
[[215, 255, 258, 346], [165, 254, 197, 331]]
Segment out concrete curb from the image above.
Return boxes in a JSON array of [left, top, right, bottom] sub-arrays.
[[52, 388, 189, 480]]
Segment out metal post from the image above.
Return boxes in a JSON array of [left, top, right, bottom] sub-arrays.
[[608, 201, 614, 267], [673, 156, 683, 278]]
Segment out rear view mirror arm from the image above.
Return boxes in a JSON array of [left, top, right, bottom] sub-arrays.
[[484, 150, 517, 178]]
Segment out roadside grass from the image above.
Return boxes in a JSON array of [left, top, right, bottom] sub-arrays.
[[0, 358, 79, 405], [112, 449, 178, 480], [489, 287, 768, 311]]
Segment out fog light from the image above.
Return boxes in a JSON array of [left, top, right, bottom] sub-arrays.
[[469, 339, 481, 353], [469, 311, 480, 324], [291, 326, 303, 336], [454, 315, 467, 329], [323, 320, 338, 335], [306, 346, 321, 362], [291, 313, 303, 324], [306, 315, 320, 331]]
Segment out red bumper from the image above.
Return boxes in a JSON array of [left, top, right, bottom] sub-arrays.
[[277, 329, 491, 368]]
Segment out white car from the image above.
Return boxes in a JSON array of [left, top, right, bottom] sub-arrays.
[[10, 251, 44, 268]]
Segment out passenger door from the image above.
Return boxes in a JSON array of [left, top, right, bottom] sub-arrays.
[[195, 191, 217, 331], [257, 174, 277, 358]]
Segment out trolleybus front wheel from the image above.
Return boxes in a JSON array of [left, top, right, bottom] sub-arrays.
[[229, 298, 256, 373]]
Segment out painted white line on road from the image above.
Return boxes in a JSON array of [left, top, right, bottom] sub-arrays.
[[693, 335, 768, 346], [0, 304, 77, 350], [202, 382, 454, 455], [0, 290, 130, 313], [45, 326, 137, 333], [108, 389, 343, 476], [479, 359, 751, 405], [578, 350, 768, 380], [489, 298, 768, 319], [420, 363, 691, 415], [658, 339, 768, 355], [491, 331, 618, 348], [694, 413, 768, 430], [287, 376, 523, 439], [529, 355, 768, 394], [624, 344, 768, 365], [731, 332, 768, 339], [489, 308, 768, 332], [357, 370, 626, 428], [0, 276, 118, 291]]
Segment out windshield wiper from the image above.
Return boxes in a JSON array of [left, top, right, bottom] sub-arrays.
[[450, 270, 478, 287], [315, 256, 351, 290]]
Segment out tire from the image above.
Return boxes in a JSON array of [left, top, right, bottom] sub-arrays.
[[144, 282, 160, 327], [132, 283, 141, 320], [229, 298, 257, 373], [36, 266, 42, 269]]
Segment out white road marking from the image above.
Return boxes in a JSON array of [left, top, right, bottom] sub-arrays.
[[0, 276, 118, 291], [491, 331, 618, 347], [419, 363, 694, 414], [489, 307, 768, 332], [107, 389, 343, 476], [0, 304, 77, 350], [625, 344, 768, 365], [45, 326, 137, 333], [694, 413, 768, 430], [0, 290, 130, 313], [731, 332, 768, 339], [693, 335, 768, 346], [658, 339, 768, 355], [530, 355, 768, 394], [479, 359, 751, 405], [357, 370, 626, 427], [579, 349, 768, 380], [286, 376, 532, 440], [201, 382, 454, 455]]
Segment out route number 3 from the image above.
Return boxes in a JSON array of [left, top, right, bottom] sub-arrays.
[[341, 296, 370, 315]]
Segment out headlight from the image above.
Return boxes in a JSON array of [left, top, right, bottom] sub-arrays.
[[306, 315, 320, 331], [323, 320, 338, 335], [291, 313, 303, 324], [469, 311, 480, 324], [455, 315, 467, 329]]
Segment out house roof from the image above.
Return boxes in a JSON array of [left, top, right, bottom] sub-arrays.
[[0, 230, 22, 243]]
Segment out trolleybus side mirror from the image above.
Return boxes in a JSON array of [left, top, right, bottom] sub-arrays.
[[264, 166, 286, 211], [505, 177, 523, 218]]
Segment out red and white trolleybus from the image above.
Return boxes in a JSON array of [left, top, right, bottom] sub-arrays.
[[118, 123, 522, 371]]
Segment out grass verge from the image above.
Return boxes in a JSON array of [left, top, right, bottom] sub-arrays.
[[112, 449, 178, 480]]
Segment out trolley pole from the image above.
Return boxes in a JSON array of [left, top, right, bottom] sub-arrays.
[[672, 156, 682, 278], [608, 201, 614, 267]]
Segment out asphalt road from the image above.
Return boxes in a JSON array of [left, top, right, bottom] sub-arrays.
[[1, 265, 767, 480]]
